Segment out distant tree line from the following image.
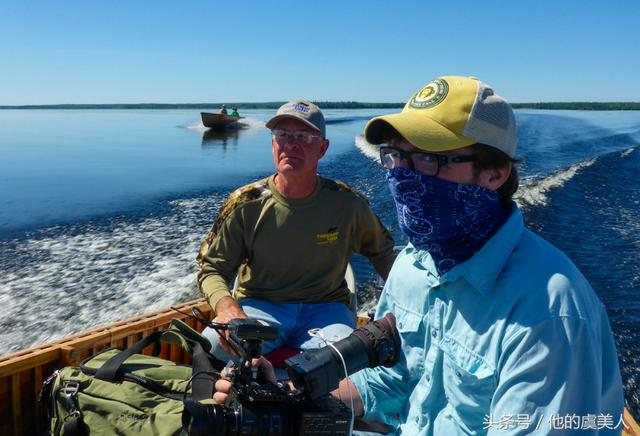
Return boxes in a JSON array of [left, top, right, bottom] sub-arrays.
[[311, 101, 404, 109], [0, 102, 404, 110], [1, 102, 639, 110], [512, 102, 640, 110]]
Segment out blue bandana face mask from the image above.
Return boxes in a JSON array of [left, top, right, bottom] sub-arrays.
[[387, 167, 507, 274]]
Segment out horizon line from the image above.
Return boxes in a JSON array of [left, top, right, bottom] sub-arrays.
[[1, 101, 640, 110]]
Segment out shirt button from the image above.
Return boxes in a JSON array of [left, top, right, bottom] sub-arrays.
[[431, 329, 438, 338]]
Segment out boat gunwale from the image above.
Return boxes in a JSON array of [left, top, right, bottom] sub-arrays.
[[0, 298, 211, 372], [1, 297, 639, 435]]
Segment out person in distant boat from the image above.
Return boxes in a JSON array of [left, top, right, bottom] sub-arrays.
[[220, 104, 228, 115], [196, 99, 396, 362], [214, 77, 624, 434], [230, 106, 239, 117]]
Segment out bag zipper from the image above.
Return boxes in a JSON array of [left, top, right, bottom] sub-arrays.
[[39, 369, 61, 432], [54, 380, 172, 413], [39, 369, 60, 403]]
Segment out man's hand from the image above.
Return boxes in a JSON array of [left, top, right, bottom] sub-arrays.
[[213, 296, 249, 352], [213, 356, 277, 404], [214, 296, 248, 324]]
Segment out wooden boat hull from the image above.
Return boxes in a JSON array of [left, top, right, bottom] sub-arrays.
[[201, 112, 242, 130], [1, 297, 638, 435]]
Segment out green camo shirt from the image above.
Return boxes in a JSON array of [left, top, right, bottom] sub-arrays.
[[197, 175, 395, 311]]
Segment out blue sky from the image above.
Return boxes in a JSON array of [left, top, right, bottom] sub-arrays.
[[1, 0, 639, 105]]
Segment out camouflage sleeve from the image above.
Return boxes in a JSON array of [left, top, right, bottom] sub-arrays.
[[196, 199, 248, 311], [196, 179, 269, 311]]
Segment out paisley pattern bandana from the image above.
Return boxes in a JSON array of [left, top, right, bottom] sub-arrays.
[[387, 167, 507, 274]]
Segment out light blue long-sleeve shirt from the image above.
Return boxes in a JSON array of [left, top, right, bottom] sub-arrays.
[[351, 205, 623, 435]]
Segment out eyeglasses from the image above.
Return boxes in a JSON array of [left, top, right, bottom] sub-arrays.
[[379, 145, 477, 176], [272, 129, 324, 145]]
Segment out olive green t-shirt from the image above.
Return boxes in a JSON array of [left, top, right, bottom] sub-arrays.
[[197, 175, 395, 311]]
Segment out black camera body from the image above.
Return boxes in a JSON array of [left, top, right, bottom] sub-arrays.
[[222, 380, 351, 435], [184, 314, 400, 436]]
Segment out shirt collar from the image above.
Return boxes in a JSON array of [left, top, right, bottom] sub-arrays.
[[412, 203, 525, 297], [268, 174, 322, 207]]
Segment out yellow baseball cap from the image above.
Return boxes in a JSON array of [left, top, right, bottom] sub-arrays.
[[364, 76, 517, 158]]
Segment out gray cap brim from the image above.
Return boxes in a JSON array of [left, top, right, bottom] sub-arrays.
[[265, 114, 324, 137]]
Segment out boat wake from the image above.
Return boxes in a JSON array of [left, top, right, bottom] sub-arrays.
[[516, 158, 598, 208], [518, 145, 637, 208], [183, 120, 209, 133], [235, 117, 266, 130], [0, 194, 227, 354], [326, 115, 376, 125], [182, 117, 265, 132], [354, 134, 380, 161], [621, 145, 637, 158]]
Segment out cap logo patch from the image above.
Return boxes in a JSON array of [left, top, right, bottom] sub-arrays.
[[409, 79, 449, 109], [285, 103, 310, 114]]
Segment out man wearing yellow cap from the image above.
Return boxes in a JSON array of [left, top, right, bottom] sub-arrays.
[[333, 76, 624, 434]]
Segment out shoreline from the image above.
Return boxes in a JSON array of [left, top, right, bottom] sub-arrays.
[[1, 102, 640, 110]]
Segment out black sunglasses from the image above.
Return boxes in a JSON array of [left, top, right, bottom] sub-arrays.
[[379, 146, 477, 176]]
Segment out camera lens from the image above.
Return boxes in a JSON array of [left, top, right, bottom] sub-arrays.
[[286, 313, 400, 399], [183, 400, 229, 436]]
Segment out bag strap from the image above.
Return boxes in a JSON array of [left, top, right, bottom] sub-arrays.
[[94, 330, 216, 401], [62, 414, 88, 436], [95, 331, 163, 381], [58, 380, 89, 436], [183, 338, 217, 401]]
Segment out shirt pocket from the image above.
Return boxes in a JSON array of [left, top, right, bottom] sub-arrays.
[[393, 307, 424, 376], [439, 335, 497, 426]]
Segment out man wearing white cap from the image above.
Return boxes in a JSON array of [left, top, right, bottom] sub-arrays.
[[197, 100, 395, 362], [330, 76, 623, 434]]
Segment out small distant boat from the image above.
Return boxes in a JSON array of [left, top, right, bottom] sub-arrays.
[[200, 112, 242, 130]]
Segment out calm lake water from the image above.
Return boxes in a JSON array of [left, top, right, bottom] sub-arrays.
[[0, 108, 639, 416]]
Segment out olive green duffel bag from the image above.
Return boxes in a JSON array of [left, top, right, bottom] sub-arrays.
[[41, 320, 221, 436]]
